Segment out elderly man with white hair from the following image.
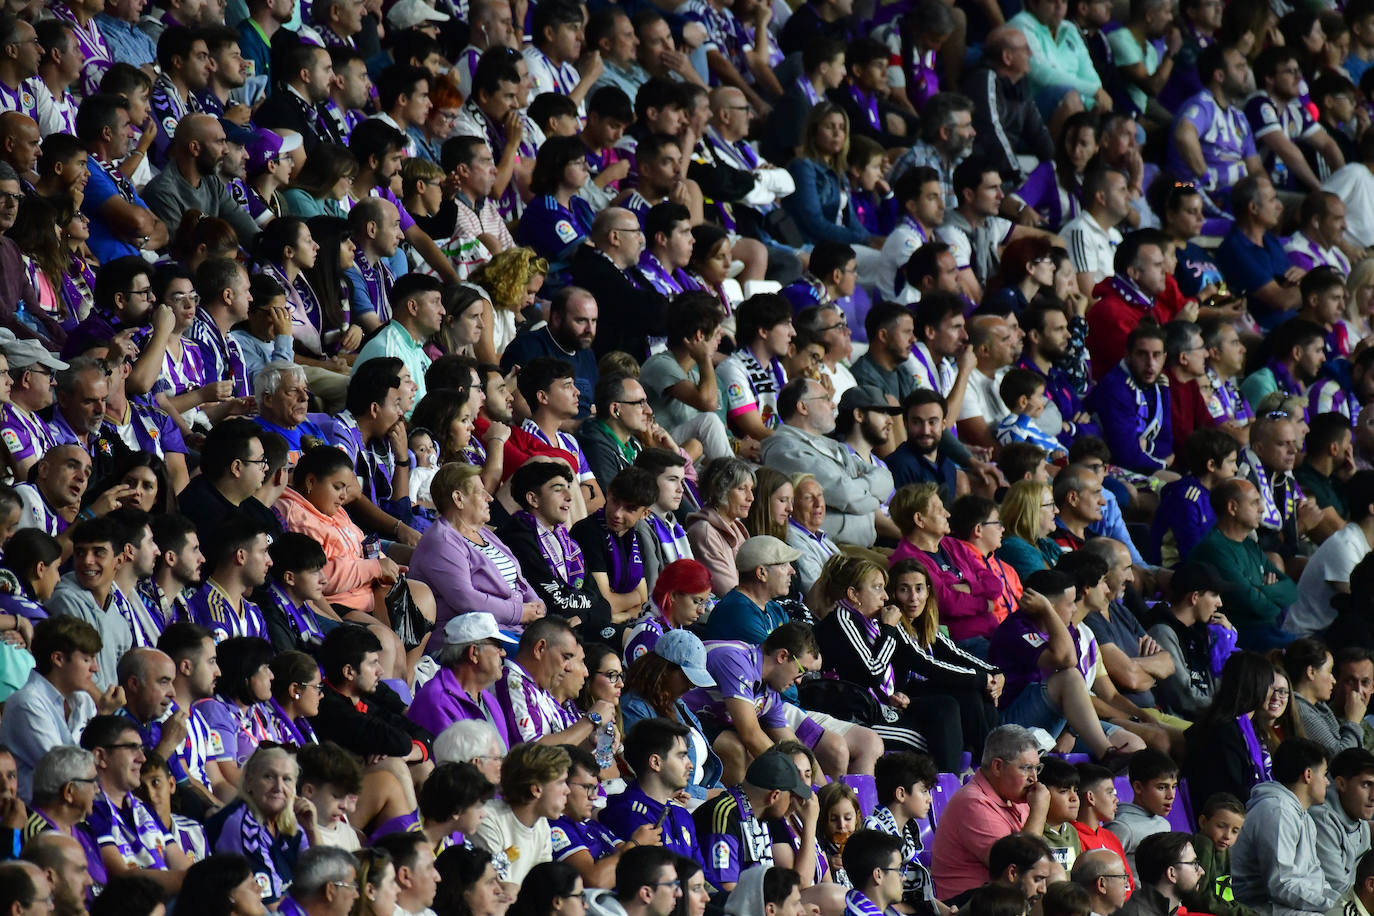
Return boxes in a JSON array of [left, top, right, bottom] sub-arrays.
[[434, 719, 505, 787], [251, 361, 330, 461]]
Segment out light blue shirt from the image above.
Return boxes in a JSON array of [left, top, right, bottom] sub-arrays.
[[228, 330, 294, 383], [0, 669, 92, 802], [95, 13, 157, 66]]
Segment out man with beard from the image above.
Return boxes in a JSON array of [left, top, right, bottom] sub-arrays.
[[23, 832, 93, 916], [1087, 324, 1177, 476], [1017, 303, 1092, 445], [1240, 318, 1327, 417], [890, 93, 978, 208], [186, 514, 273, 643], [1240, 414, 1331, 571], [348, 119, 459, 286], [836, 383, 900, 497], [0, 339, 65, 481], [1085, 232, 1190, 383], [144, 113, 259, 240], [498, 461, 613, 642], [343, 197, 405, 333], [195, 26, 248, 121], [48, 357, 131, 482], [17, 445, 129, 562], [323, 47, 371, 139], [147, 515, 204, 627], [760, 379, 895, 548], [502, 287, 600, 419], [252, 44, 341, 151], [147, 28, 212, 169], [106, 509, 166, 650], [77, 95, 170, 263], [886, 389, 967, 497]]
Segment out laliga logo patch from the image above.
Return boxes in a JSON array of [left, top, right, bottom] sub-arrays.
[[712, 840, 730, 870]]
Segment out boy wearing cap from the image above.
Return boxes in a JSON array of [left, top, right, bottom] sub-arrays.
[[0, 335, 63, 480], [693, 749, 813, 892], [407, 611, 515, 750], [699, 536, 800, 645], [1147, 562, 1230, 719], [234, 127, 300, 227]]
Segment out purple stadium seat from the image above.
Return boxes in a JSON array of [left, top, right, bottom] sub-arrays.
[[844, 773, 878, 817]]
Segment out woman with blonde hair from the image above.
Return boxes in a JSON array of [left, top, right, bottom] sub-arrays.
[[1345, 258, 1374, 346], [470, 247, 548, 363], [888, 483, 1005, 644], [887, 558, 1003, 762], [783, 102, 881, 285], [813, 554, 955, 766], [995, 478, 1063, 577], [745, 467, 794, 541], [351, 848, 400, 916], [208, 746, 314, 906]]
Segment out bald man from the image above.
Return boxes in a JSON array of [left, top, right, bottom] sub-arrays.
[[23, 832, 94, 916], [568, 207, 668, 361], [1072, 848, 1130, 916], [0, 113, 39, 186], [142, 112, 261, 240]]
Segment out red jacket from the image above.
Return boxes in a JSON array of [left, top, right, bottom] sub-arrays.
[[474, 415, 578, 483], [1087, 275, 1191, 380], [1166, 366, 1216, 463]]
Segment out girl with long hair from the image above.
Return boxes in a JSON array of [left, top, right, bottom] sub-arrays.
[[433, 845, 510, 916], [888, 558, 1003, 762], [435, 284, 489, 358], [1014, 112, 1098, 232], [302, 216, 362, 355], [514, 136, 596, 281], [169, 212, 241, 273], [985, 236, 1057, 315], [11, 195, 68, 325], [505, 861, 584, 916], [257, 217, 359, 363], [784, 103, 875, 261], [1183, 651, 1282, 804], [351, 848, 400, 916]]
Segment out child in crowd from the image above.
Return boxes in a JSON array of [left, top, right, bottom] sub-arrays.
[[1107, 748, 1180, 874], [849, 135, 896, 236], [1072, 763, 1134, 890], [529, 92, 581, 140], [864, 750, 939, 911], [139, 751, 209, 862], [819, 781, 862, 887], [261, 531, 332, 653], [408, 427, 440, 510], [1185, 792, 1253, 916], [1039, 757, 1083, 871], [997, 369, 1069, 461]]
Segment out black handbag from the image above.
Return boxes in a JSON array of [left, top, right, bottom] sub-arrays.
[[796, 677, 891, 727], [385, 577, 432, 651]]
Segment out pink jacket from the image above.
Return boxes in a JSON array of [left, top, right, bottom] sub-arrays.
[[686, 508, 749, 596], [890, 536, 1004, 642], [275, 488, 382, 611]]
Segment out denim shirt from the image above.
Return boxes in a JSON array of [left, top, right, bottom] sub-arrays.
[[621, 691, 724, 799]]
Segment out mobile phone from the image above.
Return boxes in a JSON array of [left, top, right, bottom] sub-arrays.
[[654, 803, 671, 829]]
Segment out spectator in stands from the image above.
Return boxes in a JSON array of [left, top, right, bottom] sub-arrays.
[[0, 616, 103, 800], [406, 612, 515, 747], [143, 114, 260, 242], [1183, 651, 1280, 804], [1064, 168, 1133, 299], [77, 93, 170, 261], [783, 103, 876, 273], [931, 725, 1051, 901], [1088, 324, 1175, 474], [1107, 750, 1178, 874], [1309, 747, 1374, 894], [1118, 832, 1203, 916], [578, 374, 684, 492], [1231, 737, 1339, 916], [275, 848, 359, 916], [471, 740, 568, 884], [1071, 848, 1130, 916], [1290, 470, 1374, 637], [963, 27, 1054, 187], [685, 458, 753, 596], [699, 536, 798, 645], [1146, 562, 1227, 718], [851, 302, 921, 405], [1151, 429, 1239, 569], [1048, 466, 1105, 552], [1286, 192, 1354, 275], [568, 466, 656, 633], [599, 718, 705, 864], [693, 749, 809, 891], [495, 617, 613, 747], [1215, 175, 1305, 328], [1284, 638, 1364, 758], [759, 379, 892, 548], [1167, 44, 1260, 218], [639, 292, 729, 464], [1246, 47, 1344, 196], [843, 829, 909, 916]]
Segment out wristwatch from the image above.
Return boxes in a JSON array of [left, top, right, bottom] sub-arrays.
[[587, 712, 604, 727]]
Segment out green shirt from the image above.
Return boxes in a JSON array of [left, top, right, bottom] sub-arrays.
[[1043, 822, 1082, 871], [352, 320, 433, 417], [1188, 527, 1297, 629], [1007, 10, 1103, 105], [1108, 28, 1161, 116], [1295, 464, 1347, 518]]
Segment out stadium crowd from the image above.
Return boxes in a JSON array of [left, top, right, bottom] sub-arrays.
[[0, 0, 1374, 916]]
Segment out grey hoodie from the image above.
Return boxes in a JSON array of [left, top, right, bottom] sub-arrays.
[[723, 864, 769, 916], [585, 889, 629, 916], [1309, 784, 1373, 896], [1106, 803, 1170, 875], [1232, 781, 1339, 916]]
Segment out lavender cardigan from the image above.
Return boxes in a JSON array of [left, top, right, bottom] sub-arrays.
[[408, 518, 539, 651]]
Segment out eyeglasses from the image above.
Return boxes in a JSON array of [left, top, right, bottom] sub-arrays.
[[330, 882, 361, 891], [168, 292, 201, 305], [878, 865, 911, 877], [0, 192, 21, 205], [1040, 501, 1056, 509], [571, 781, 600, 793], [242, 456, 271, 468], [68, 776, 98, 785], [1099, 874, 1129, 881], [819, 318, 848, 332], [296, 681, 326, 693], [127, 287, 155, 299], [649, 881, 681, 890], [596, 669, 624, 683], [1270, 687, 1291, 698], [982, 519, 1003, 527], [612, 225, 643, 234], [614, 398, 650, 408], [789, 655, 808, 677], [1173, 861, 1204, 871], [1008, 761, 1044, 776], [102, 742, 144, 753]]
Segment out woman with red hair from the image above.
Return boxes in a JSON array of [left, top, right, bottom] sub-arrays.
[[983, 235, 1057, 317], [622, 558, 713, 663], [412, 76, 465, 164]]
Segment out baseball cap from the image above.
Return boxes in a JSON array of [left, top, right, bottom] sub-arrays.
[[735, 535, 801, 572], [0, 332, 67, 373], [1172, 561, 1226, 599], [387, 0, 451, 30], [838, 384, 902, 416], [220, 118, 257, 147], [246, 128, 304, 175], [442, 612, 518, 647], [653, 629, 714, 687], [745, 750, 813, 799]]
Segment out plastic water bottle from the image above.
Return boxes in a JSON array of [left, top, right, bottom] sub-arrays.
[[594, 720, 616, 770]]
